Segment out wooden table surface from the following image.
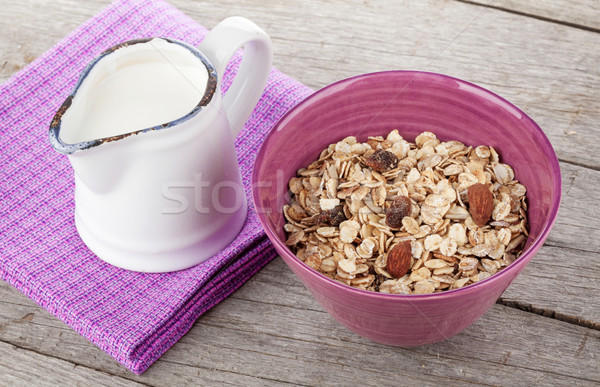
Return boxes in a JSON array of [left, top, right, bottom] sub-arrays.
[[1, 0, 599, 385]]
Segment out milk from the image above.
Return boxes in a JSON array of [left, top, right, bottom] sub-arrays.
[[62, 40, 209, 144]]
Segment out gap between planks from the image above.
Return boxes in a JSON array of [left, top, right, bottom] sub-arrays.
[[496, 298, 600, 331], [138, 358, 307, 387], [456, 0, 600, 33], [0, 340, 150, 387], [0, 336, 302, 387], [558, 158, 600, 172], [230, 288, 600, 333]]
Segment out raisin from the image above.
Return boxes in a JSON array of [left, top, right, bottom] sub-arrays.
[[364, 149, 399, 172], [316, 205, 346, 226], [386, 196, 412, 228]]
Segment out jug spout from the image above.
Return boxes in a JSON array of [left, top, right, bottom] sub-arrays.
[[49, 37, 219, 193], [49, 37, 216, 155]]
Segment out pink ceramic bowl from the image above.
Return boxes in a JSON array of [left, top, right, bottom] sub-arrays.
[[252, 71, 561, 346]]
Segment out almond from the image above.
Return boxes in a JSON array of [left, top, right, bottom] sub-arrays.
[[467, 183, 494, 227], [386, 241, 412, 278]]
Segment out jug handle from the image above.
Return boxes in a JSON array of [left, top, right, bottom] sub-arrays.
[[198, 17, 273, 136]]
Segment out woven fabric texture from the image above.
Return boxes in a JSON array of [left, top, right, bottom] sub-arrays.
[[0, 0, 311, 374]]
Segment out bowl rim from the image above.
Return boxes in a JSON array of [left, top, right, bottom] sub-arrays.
[[252, 70, 562, 300]]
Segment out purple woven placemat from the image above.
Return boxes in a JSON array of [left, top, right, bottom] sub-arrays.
[[0, 0, 311, 374]]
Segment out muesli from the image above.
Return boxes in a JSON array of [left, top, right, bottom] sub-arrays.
[[283, 130, 528, 294]]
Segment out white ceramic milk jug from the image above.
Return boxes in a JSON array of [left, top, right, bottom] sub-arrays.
[[49, 17, 272, 272]]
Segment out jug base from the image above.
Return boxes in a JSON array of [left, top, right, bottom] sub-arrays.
[[74, 203, 247, 273]]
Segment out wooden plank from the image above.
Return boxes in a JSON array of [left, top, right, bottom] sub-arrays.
[[549, 163, 600, 254], [1, 0, 599, 169], [0, 341, 143, 386], [0, 276, 599, 385], [462, 0, 600, 31], [500, 246, 600, 329]]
